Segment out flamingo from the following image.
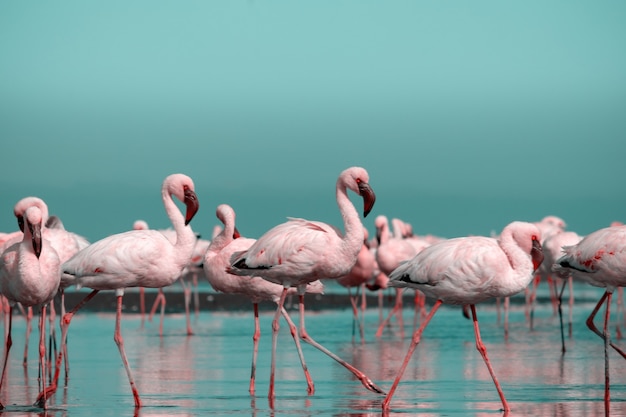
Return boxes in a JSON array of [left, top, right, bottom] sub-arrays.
[[44, 173, 200, 408], [374, 215, 428, 338], [381, 221, 544, 413], [553, 224, 626, 416], [9, 197, 89, 379], [228, 166, 385, 403], [203, 203, 323, 396], [0, 205, 61, 409]]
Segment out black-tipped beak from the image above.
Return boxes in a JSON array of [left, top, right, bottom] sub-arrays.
[[30, 222, 42, 258], [358, 182, 376, 218], [184, 188, 200, 226], [531, 237, 544, 272]]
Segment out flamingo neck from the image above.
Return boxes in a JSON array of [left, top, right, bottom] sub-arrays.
[[336, 183, 364, 259], [162, 189, 196, 251], [498, 228, 534, 279]]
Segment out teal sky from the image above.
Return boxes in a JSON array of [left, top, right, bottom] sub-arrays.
[[1, 1, 625, 241]]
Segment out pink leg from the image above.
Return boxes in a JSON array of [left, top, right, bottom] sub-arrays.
[[279, 306, 314, 395], [297, 292, 384, 394], [37, 307, 48, 410], [470, 305, 510, 412], [568, 277, 574, 337], [113, 295, 142, 408], [139, 287, 146, 324], [382, 300, 442, 412], [0, 307, 14, 409], [376, 288, 403, 338], [23, 306, 33, 366], [149, 289, 166, 336], [348, 288, 364, 343], [602, 292, 611, 416], [504, 297, 510, 339], [36, 289, 100, 407], [249, 303, 260, 396], [179, 278, 193, 335], [268, 287, 288, 406], [557, 278, 567, 354], [586, 291, 626, 359], [47, 300, 57, 382]]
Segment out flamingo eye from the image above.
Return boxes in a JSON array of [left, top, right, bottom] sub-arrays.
[[356, 178, 362, 184], [531, 235, 538, 241]]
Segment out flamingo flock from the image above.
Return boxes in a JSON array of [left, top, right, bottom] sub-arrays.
[[0, 167, 623, 416]]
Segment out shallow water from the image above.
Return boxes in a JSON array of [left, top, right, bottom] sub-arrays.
[[1, 289, 625, 417]]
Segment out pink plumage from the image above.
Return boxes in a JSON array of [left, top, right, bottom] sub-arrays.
[[383, 221, 543, 413]]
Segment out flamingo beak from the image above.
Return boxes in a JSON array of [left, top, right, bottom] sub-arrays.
[[17, 215, 25, 233], [358, 182, 376, 218], [30, 222, 42, 258], [183, 188, 200, 226], [531, 237, 544, 272]]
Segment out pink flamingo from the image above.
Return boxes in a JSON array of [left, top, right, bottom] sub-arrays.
[[228, 166, 385, 403], [374, 215, 428, 338], [382, 221, 544, 413], [0, 205, 61, 410], [43, 173, 200, 408], [203, 203, 323, 396], [554, 224, 626, 416], [11, 197, 89, 377], [336, 227, 376, 343]]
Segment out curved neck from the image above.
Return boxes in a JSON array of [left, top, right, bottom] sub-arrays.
[[336, 182, 364, 256], [498, 228, 533, 277], [162, 188, 195, 249]]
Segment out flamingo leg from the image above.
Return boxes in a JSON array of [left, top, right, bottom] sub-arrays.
[[297, 292, 384, 395], [470, 305, 510, 413], [113, 294, 142, 408], [35, 289, 100, 407], [268, 287, 288, 406], [602, 292, 611, 416], [568, 277, 574, 337], [586, 291, 626, 359], [382, 299, 442, 412], [557, 279, 568, 354], [504, 297, 510, 340], [37, 306, 48, 410], [0, 307, 14, 410], [60, 289, 70, 381], [22, 306, 33, 367], [148, 289, 166, 336], [279, 305, 314, 395], [179, 278, 194, 335], [376, 288, 403, 338], [249, 303, 260, 396], [139, 287, 146, 325]]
